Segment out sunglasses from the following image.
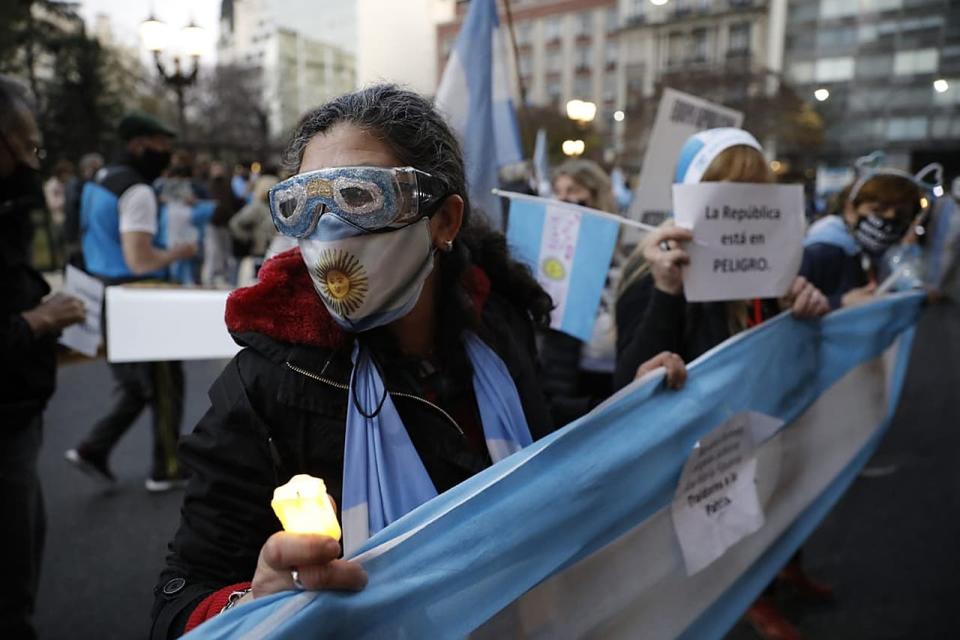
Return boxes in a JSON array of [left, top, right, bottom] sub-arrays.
[[268, 166, 448, 238]]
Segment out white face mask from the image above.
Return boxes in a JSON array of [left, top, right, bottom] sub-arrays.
[[298, 215, 435, 332]]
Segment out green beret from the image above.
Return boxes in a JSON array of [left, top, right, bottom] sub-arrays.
[[117, 111, 176, 141]]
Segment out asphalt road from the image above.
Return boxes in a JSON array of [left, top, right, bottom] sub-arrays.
[[32, 301, 960, 640]]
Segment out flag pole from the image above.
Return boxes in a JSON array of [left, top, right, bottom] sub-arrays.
[[492, 189, 659, 232], [501, 0, 531, 132]]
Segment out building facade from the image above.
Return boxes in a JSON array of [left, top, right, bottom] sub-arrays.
[[437, 0, 620, 120], [218, 0, 357, 138], [614, 0, 787, 167], [781, 0, 960, 176]]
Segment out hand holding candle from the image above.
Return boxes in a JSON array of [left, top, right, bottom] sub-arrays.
[[271, 474, 342, 540]]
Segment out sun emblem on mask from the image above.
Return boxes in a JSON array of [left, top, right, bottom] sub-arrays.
[[312, 249, 369, 316]]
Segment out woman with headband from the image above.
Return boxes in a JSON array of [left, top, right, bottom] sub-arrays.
[[614, 128, 829, 392], [150, 85, 559, 637], [800, 154, 941, 308], [615, 128, 830, 640]]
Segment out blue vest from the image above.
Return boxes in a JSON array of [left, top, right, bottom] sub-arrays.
[[80, 166, 166, 281]]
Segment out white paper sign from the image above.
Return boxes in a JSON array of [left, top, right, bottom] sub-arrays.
[[673, 183, 806, 303], [106, 287, 240, 362], [58, 265, 105, 357], [628, 88, 743, 227], [672, 411, 784, 576]]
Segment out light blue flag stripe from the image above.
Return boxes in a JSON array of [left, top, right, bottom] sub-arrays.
[[505, 199, 546, 274], [561, 212, 620, 340], [186, 293, 923, 640]]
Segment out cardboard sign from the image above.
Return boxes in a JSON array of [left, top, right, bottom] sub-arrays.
[[673, 183, 805, 303], [672, 411, 784, 576], [58, 266, 105, 357], [106, 286, 240, 362], [628, 89, 743, 227]]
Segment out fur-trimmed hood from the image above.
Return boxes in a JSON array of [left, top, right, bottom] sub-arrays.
[[225, 248, 491, 349]]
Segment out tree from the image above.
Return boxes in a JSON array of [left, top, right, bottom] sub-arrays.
[[517, 104, 603, 166]]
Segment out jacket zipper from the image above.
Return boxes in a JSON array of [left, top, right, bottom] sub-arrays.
[[284, 361, 465, 437]]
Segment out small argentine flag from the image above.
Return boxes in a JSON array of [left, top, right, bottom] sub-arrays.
[[502, 191, 622, 342]]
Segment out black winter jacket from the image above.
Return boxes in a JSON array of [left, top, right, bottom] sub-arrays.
[[150, 249, 555, 638]]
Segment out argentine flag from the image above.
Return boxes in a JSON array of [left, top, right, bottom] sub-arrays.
[[435, 0, 523, 230], [504, 192, 621, 342]]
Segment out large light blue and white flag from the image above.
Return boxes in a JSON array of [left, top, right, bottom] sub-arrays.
[[435, 0, 523, 230], [502, 191, 621, 342], [185, 292, 922, 640]]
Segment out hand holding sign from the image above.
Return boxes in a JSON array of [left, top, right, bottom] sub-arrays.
[[642, 223, 693, 296], [673, 183, 806, 303]]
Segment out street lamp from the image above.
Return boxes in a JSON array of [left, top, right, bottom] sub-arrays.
[[613, 110, 625, 122], [649, 0, 669, 5], [140, 15, 204, 141], [814, 88, 830, 102], [562, 139, 586, 157], [933, 78, 949, 94], [566, 99, 597, 124]]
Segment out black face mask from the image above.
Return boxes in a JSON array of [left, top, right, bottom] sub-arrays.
[[131, 148, 171, 182], [853, 213, 908, 257], [0, 161, 44, 265]]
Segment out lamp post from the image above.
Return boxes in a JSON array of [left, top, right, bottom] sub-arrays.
[[140, 15, 204, 142]]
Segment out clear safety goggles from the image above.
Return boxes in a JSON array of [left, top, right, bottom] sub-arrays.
[[268, 166, 448, 238]]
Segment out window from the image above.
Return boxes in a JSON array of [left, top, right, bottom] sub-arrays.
[[576, 11, 592, 38], [728, 22, 751, 54], [605, 40, 618, 67], [893, 49, 939, 75], [545, 16, 562, 42], [574, 74, 592, 98], [820, 0, 858, 18], [575, 43, 591, 69], [787, 61, 814, 84], [816, 26, 856, 50], [814, 56, 854, 81], [667, 32, 685, 66], [546, 49, 562, 74], [603, 73, 616, 102], [691, 28, 707, 62], [547, 77, 562, 102], [629, 0, 646, 20], [886, 116, 927, 140], [605, 7, 619, 33], [515, 21, 532, 47], [861, 0, 903, 10], [518, 52, 532, 76], [788, 2, 818, 22], [856, 54, 893, 78]]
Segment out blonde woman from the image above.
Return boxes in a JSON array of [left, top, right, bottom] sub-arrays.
[[229, 173, 281, 257]]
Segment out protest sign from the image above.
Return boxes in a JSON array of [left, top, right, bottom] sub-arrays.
[[106, 287, 240, 362], [673, 183, 805, 302], [58, 265, 105, 357], [628, 88, 742, 227], [671, 411, 784, 576]]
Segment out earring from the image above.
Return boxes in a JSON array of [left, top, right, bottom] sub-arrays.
[[443, 239, 454, 252]]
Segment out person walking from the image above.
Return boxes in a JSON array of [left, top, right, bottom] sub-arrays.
[[0, 74, 86, 640], [65, 112, 197, 492]]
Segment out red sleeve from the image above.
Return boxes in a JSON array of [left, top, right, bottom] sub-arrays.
[[183, 582, 252, 633]]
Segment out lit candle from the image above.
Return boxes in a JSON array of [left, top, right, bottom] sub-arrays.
[[271, 474, 342, 540]]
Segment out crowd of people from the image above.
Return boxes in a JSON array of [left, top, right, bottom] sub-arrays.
[[1, 74, 955, 640]]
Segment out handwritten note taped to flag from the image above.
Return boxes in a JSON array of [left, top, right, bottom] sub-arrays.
[[58, 266, 104, 357], [673, 183, 805, 303], [672, 411, 784, 575]]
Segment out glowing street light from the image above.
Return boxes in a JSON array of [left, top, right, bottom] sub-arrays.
[[139, 15, 170, 53], [814, 88, 830, 102], [566, 99, 597, 124], [562, 139, 586, 157], [933, 78, 949, 94], [140, 14, 205, 141], [613, 110, 625, 122], [650, 0, 670, 5]]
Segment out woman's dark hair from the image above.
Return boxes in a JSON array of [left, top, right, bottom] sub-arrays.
[[284, 84, 551, 367]]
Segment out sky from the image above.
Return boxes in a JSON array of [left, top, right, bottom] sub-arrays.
[[77, 0, 222, 62]]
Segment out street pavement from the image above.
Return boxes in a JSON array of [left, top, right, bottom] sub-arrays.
[[33, 301, 960, 639]]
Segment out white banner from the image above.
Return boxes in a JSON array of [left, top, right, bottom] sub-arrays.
[[673, 183, 806, 302]]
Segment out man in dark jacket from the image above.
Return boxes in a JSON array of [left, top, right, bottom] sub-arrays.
[[0, 74, 86, 640]]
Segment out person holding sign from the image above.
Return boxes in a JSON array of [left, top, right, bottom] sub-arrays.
[[0, 74, 87, 640], [615, 128, 830, 640], [801, 153, 939, 308], [150, 86, 560, 638]]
